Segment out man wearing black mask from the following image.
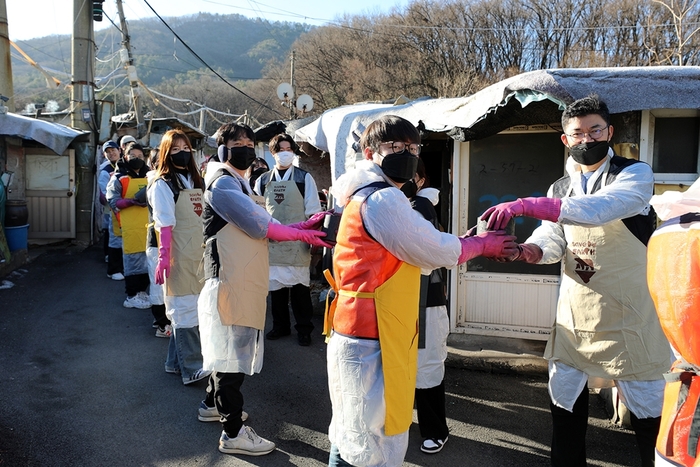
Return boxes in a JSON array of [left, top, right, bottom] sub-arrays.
[[481, 95, 670, 467], [196, 122, 330, 457], [324, 115, 516, 467]]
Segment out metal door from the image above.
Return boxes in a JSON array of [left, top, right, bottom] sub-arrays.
[[25, 148, 76, 239]]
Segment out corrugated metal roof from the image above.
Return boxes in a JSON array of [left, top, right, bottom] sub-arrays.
[[296, 66, 700, 181], [0, 112, 87, 154]]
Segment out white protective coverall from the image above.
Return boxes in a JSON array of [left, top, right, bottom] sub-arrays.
[[328, 160, 461, 467]]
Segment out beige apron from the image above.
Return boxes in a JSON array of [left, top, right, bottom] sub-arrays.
[[545, 208, 670, 381], [215, 218, 269, 330], [264, 168, 310, 267], [165, 188, 204, 297]]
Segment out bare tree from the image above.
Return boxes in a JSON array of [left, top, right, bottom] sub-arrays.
[[650, 0, 700, 64], [261, 0, 700, 116]]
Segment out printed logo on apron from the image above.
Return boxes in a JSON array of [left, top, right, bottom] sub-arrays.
[[570, 239, 597, 283], [189, 191, 203, 217], [273, 186, 285, 205]]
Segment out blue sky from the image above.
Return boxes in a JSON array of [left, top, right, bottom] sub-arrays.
[[6, 0, 410, 41]]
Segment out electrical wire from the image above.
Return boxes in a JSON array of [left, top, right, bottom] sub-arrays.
[[140, 0, 283, 118], [95, 49, 122, 64], [139, 81, 245, 118], [102, 12, 124, 35]]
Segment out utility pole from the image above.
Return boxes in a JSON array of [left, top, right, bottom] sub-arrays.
[[71, 0, 97, 244], [289, 50, 295, 120], [199, 107, 206, 133], [116, 0, 143, 136], [0, 0, 14, 111]]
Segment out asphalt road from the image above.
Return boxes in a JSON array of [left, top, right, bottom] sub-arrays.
[[0, 245, 642, 466]]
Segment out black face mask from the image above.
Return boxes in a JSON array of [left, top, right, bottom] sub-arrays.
[[127, 158, 145, 172], [171, 150, 191, 168], [230, 147, 257, 170], [569, 141, 609, 166], [218, 145, 257, 170], [400, 179, 417, 198], [380, 152, 418, 184]]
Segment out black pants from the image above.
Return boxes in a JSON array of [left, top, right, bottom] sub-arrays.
[[102, 229, 109, 256], [630, 412, 661, 467], [107, 247, 123, 276], [550, 385, 660, 467], [270, 284, 314, 336], [416, 380, 449, 440], [551, 385, 588, 467], [205, 371, 246, 437], [124, 272, 149, 297], [151, 304, 170, 328]]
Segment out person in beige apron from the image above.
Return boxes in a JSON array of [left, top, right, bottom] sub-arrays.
[[326, 115, 517, 467], [147, 129, 210, 386], [481, 95, 671, 467], [254, 133, 323, 346], [106, 142, 150, 310], [196, 123, 331, 457]]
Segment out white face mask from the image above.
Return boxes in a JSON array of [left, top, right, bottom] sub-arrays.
[[275, 151, 295, 168]]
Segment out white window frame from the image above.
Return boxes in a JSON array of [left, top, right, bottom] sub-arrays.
[[639, 109, 700, 184]]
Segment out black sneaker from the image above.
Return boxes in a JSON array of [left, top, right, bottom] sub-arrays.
[[421, 436, 448, 454], [266, 328, 291, 340], [298, 334, 311, 346]]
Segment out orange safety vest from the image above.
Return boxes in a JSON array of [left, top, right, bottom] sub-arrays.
[[324, 182, 420, 436], [648, 214, 700, 466], [656, 363, 700, 466]]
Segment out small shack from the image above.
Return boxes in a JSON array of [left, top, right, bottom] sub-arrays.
[[0, 111, 88, 272], [296, 65, 700, 341]]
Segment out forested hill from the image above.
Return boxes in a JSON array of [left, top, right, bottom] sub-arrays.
[[12, 12, 311, 89]]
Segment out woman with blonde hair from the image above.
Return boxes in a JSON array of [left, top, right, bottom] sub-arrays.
[[147, 129, 209, 385]]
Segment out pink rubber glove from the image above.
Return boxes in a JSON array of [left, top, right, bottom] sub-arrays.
[[493, 243, 544, 263], [287, 210, 333, 230], [114, 198, 145, 210], [266, 222, 333, 249], [514, 243, 543, 263], [481, 197, 562, 230], [457, 231, 518, 264], [155, 226, 172, 285]]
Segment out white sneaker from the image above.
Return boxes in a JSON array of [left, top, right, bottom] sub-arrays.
[[123, 295, 150, 309], [108, 272, 125, 281], [155, 325, 172, 338], [183, 368, 211, 385], [219, 427, 275, 456], [198, 401, 248, 422], [136, 291, 151, 307]]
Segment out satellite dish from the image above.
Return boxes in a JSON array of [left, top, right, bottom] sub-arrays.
[[296, 94, 314, 112], [277, 83, 294, 100]]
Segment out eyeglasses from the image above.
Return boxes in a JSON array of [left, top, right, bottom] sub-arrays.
[[565, 126, 609, 141], [380, 141, 422, 156]]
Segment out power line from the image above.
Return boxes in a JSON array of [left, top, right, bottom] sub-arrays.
[[138, 81, 246, 119], [140, 0, 283, 118]]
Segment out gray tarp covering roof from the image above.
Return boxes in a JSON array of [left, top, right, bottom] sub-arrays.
[[0, 112, 87, 155], [296, 66, 700, 182]]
